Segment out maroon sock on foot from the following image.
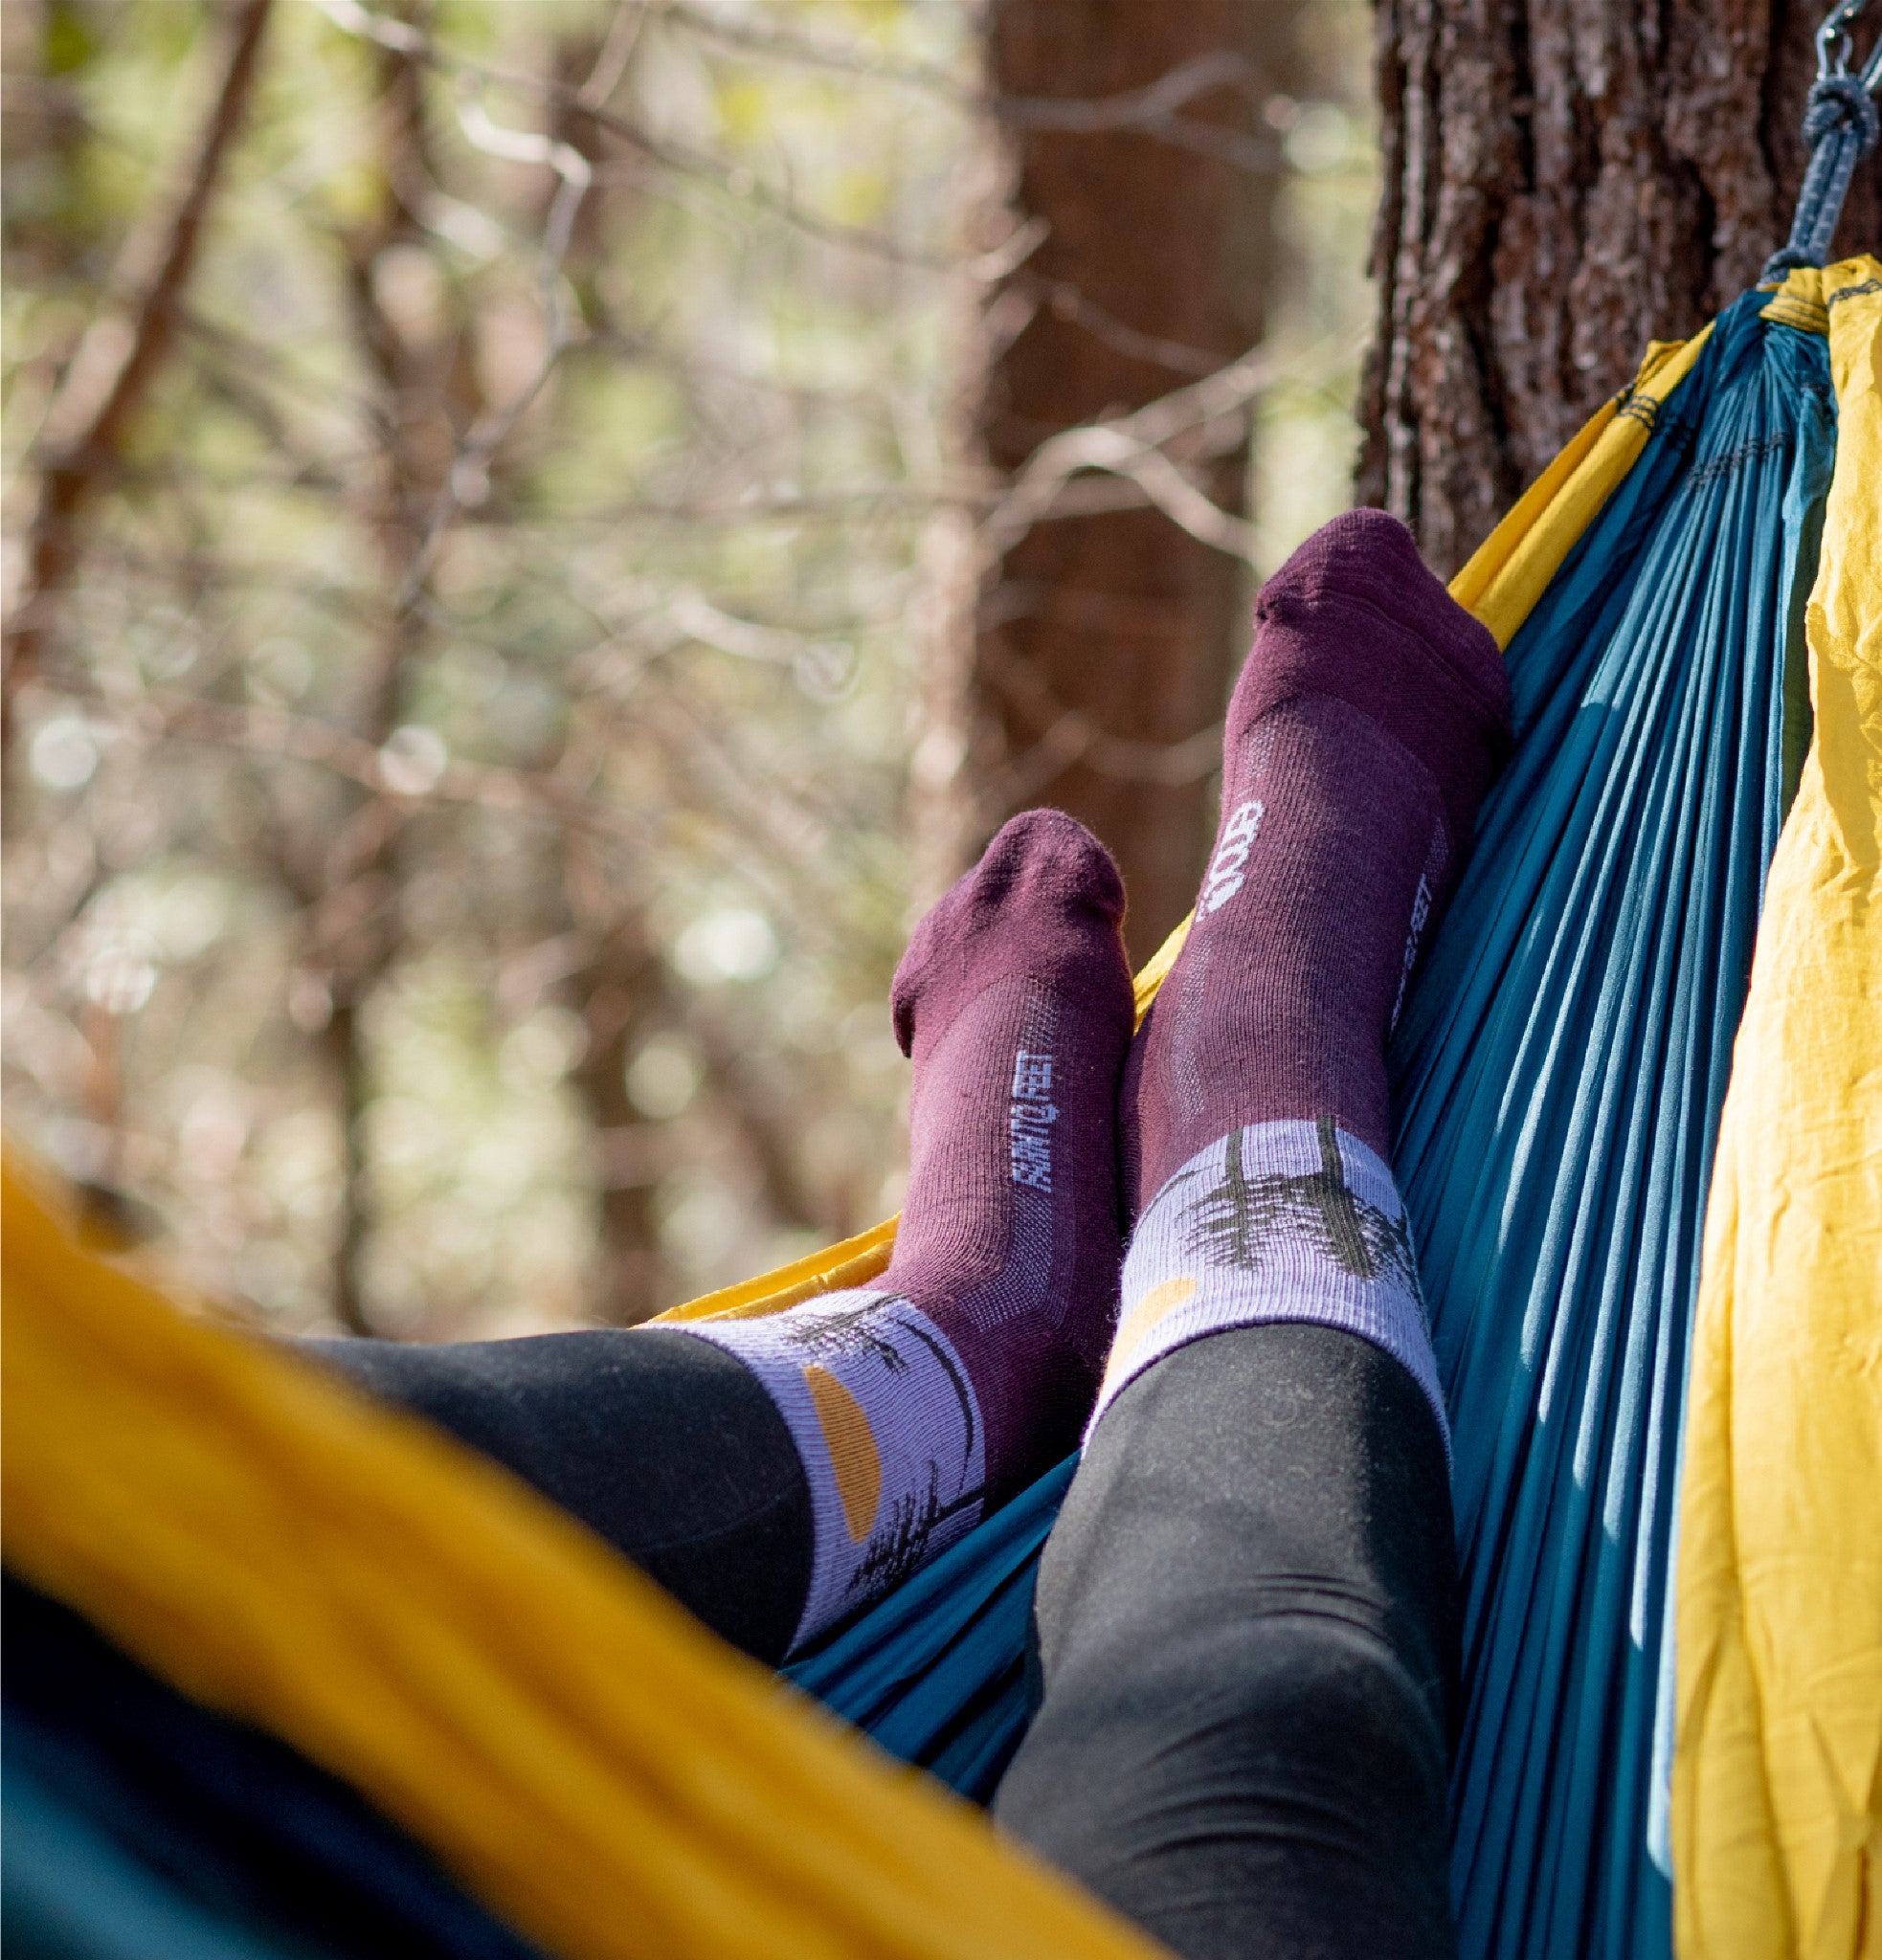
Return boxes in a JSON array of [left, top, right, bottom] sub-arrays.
[[674, 810, 1133, 1647], [1136, 508, 1509, 1190], [885, 809, 1136, 1481], [1097, 509, 1510, 1437]]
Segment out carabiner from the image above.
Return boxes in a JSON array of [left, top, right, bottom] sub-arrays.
[[1816, 0, 1882, 87]]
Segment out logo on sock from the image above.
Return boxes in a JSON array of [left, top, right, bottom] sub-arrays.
[[1391, 873, 1433, 1029], [1009, 1048, 1057, 1192], [1390, 827, 1448, 1029], [1200, 799, 1264, 914]]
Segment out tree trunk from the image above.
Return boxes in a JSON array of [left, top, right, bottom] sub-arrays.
[[319, 28, 461, 1334], [323, 998, 377, 1337], [929, 0, 1299, 964], [1360, 0, 1882, 576]]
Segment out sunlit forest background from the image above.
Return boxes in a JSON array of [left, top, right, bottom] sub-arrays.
[[3, 0, 1376, 1339]]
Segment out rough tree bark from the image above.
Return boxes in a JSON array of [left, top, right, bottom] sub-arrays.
[[924, 0, 1299, 964], [1360, 0, 1882, 575]]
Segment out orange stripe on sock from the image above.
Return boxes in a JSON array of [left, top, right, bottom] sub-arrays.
[[1102, 1276, 1198, 1392], [804, 1366, 883, 1542]]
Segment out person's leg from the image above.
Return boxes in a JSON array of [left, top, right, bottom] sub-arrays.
[[311, 808, 1134, 1666], [997, 1328, 1458, 1958], [668, 810, 1132, 1653], [306, 1325, 816, 1662], [994, 510, 1511, 1958]]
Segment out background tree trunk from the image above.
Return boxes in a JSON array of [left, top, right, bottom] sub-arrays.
[[1360, 0, 1882, 575], [319, 29, 465, 1335], [929, 0, 1301, 964], [568, 944, 667, 1328]]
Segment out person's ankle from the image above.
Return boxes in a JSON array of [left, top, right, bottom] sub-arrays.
[[666, 810, 1132, 1646], [1129, 510, 1511, 1204], [1098, 510, 1512, 1444]]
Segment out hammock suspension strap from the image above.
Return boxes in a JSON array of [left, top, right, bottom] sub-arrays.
[[1761, 0, 1882, 280]]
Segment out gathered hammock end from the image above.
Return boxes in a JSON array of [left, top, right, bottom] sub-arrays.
[[1759, 0, 1881, 280]]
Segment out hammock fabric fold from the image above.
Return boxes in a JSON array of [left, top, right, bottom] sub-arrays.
[[3, 258, 1877, 1960], [1394, 277, 1833, 1960]]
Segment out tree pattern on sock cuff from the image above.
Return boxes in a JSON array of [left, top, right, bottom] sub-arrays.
[[1090, 1119, 1447, 1453], [675, 1295, 987, 1651]]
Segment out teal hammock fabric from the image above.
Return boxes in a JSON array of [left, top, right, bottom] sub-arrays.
[[790, 288, 1837, 1959], [3, 1765, 316, 1960], [787, 1454, 1075, 1801], [1396, 290, 1833, 1960]]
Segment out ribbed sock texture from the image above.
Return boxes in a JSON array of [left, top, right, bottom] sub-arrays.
[[675, 811, 1133, 1651], [1097, 510, 1511, 1439]]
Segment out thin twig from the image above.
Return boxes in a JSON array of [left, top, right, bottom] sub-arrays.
[[312, 0, 975, 274], [664, 7, 1281, 170]]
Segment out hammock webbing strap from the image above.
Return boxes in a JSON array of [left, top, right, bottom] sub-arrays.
[[1760, 72, 1880, 281]]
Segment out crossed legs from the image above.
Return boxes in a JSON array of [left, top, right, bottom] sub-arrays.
[[315, 511, 1510, 1959]]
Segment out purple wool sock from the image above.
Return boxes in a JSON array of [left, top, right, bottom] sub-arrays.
[[674, 810, 1133, 1651], [1095, 508, 1511, 1444]]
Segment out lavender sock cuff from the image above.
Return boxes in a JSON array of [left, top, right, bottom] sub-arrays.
[[672, 1294, 987, 1651], [1090, 1119, 1447, 1455]]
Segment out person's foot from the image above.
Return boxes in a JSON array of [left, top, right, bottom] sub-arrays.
[[674, 809, 1133, 1648], [1096, 509, 1511, 1438]]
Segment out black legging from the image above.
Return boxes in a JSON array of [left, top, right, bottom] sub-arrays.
[[309, 1319, 1459, 1960], [306, 1329, 815, 1662], [996, 1325, 1458, 1959]]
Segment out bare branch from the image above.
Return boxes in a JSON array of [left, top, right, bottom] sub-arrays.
[[313, 0, 1048, 276], [1010, 273, 1232, 378], [577, 0, 656, 110], [980, 333, 1363, 561], [662, 0, 968, 98], [388, 76, 594, 608], [664, 8, 1281, 171], [2, 0, 276, 731], [981, 345, 1275, 560], [998, 49, 1250, 130], [38, 676, 657, 851]]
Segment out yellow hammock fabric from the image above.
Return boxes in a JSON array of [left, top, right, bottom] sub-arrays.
[[2, 261, 1874, 1960], [0, 1150, 1164, 1960], [1672, 271, 1882, 1960]]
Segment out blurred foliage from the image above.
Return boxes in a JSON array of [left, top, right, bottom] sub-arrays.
[[2, 0, 1377, 1339]]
